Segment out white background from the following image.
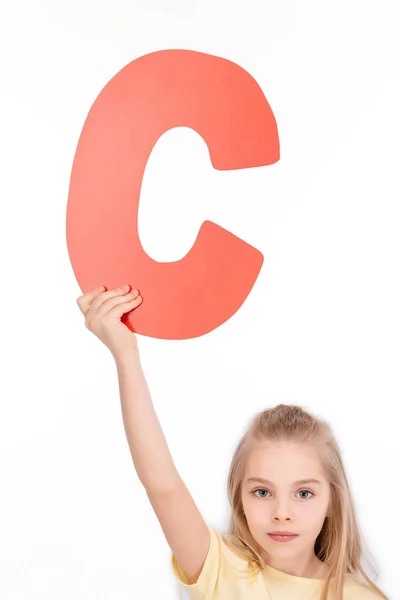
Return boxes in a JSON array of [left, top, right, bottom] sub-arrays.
[[1, 1, 398, 598]]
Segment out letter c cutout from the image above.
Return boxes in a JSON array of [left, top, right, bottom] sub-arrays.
[[66, 50, 279, 339]]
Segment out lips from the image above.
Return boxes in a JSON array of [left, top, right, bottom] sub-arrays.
[[268, 532, 299, 542]]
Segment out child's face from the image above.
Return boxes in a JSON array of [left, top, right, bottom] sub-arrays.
[[241, 440, 330, 568]]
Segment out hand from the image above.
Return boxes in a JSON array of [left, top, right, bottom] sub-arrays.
[[76, 285, 143, 359]]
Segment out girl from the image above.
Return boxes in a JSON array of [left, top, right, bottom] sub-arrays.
[[76, 284, 389, 600]]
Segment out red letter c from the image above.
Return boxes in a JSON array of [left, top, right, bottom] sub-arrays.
[[66, 50, 279, 339]]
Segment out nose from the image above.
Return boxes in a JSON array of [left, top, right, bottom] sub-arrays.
[[272, 498, 294, 521]]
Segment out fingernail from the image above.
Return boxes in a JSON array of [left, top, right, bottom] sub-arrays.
[[118, 285, 129, 291]]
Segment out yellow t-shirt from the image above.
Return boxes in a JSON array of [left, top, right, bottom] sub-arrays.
[[171, 525, 383, 600]]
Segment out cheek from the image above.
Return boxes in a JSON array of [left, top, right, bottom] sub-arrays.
[[300, 502, 328, 529], [242, 496, 270, 527]]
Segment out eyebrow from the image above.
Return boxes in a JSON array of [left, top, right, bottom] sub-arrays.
[[246, 477, 321, 487]]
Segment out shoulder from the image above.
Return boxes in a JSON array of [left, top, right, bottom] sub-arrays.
[[344, 574, 389, 599], [171, 525, 251, 598], [209, 527, 251, 571]]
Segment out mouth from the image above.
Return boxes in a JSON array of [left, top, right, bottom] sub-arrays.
[[267, 533, 299, 543]]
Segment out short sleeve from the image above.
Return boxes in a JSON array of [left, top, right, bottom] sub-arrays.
[[171, 525, 224, 600]]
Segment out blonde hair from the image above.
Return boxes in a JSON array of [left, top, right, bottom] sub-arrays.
[[225, 404, 389, 600]]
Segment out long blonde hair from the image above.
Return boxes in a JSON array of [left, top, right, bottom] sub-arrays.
[[226, 404, 389, 600]]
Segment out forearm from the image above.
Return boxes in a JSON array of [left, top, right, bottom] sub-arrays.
[[114, 349, 181, 493]]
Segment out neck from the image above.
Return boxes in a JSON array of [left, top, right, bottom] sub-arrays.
[[264, 550, 326, 579]]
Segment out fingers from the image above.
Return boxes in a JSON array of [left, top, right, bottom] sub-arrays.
[[95, 288, 141, 319], [89, 285, 132, 315], [76, 284, 137, 317], [109, 294, 143, 319]]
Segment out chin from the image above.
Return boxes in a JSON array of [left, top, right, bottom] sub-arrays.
[[264, 538, 303, 553]]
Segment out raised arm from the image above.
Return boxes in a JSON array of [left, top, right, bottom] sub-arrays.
[[76, 285, 210, 584]]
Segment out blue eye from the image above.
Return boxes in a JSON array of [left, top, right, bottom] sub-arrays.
[[254, 489, 270, 498], [297, 490, 314, 499], [253, 489, 314, 499]]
